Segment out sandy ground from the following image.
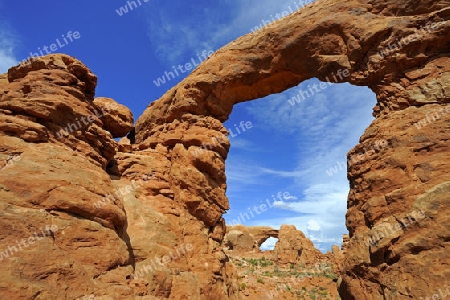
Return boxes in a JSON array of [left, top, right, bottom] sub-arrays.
[[227, 250, 341, 300]]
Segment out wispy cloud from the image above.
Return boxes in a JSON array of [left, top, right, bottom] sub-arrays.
[[246, 81, 376, 174], [0, 49, 17, 73], [258, 167, 306, 178], [143, 0, 299, 65], [229, 138, 254, 150], [144, 2, 221, 64], [0, 21, 18, 73], [230, 81, 376, 250]]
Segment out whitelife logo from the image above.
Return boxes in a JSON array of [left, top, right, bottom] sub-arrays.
[[115, 0, 149, 16], [190, 121, 253, 158], [18, 31, 81, 66], [153, 50, 214, 87], [250, 0, 314, 33], [288, 68, 351, 107], [326, 139, 389, 176], [0, 154, 21, 172], [55, 102, 118, 139], [131, 244, 194, 280], [0, 225, 58, 261], [228, 191, 293, 226]]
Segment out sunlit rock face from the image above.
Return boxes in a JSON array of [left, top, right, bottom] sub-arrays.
[[1, 0, 450, 298]]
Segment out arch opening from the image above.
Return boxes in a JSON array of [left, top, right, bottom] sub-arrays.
[[260, 237, 278, 251], [223, 77, 377, 252]]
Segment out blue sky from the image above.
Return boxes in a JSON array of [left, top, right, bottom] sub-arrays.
[[0, 0, 376, 252]]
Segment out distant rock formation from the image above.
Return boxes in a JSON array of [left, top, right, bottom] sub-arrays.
[[273, 225, 325, 265], [341, 234, 349, 252], [223, 225, 278, 251], [1, 0, 450, 298]]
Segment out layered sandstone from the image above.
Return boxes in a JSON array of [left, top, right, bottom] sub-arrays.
[[0, 55, 238, 299], [0, 0, 449, 299], [0, 55, 132, 299]]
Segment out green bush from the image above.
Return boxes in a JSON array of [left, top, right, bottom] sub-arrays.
[[260, 260, 273, 267], [248, 258, 258, 266]]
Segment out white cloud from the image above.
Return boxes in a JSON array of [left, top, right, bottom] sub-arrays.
[[246, 81, 376, 176], [143, 0, 306, 65], [0, 49, 18, 73], [0, 19, 19, 73], [284, 195, 298, 201], [307, 219, 322, 231], [237, 81, 376, 250], [258, 167, 306, 178], [269, 180, 349, 239], [260, 237, 278, 251], [229, 138, 254, 150]]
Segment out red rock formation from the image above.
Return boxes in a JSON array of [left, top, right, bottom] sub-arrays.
[[93, 97, 133, 138], [223, 225, 278, 252], [0, 55, 238, 299], [132, 0, 450, 297], [341, 234, 349, 252], [273, 225, 325, 265], [1, 0, 450, 299], [0, 55, 133, 299]]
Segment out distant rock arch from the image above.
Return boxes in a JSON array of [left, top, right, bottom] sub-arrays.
[[223, 225, 279, 251]]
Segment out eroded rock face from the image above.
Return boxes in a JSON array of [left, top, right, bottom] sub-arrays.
[[0, 55, 134, 299], [1, 0, 450, 299], [0, 54, 128, 169], [341, 105, 450, 299], [93, 97, 134, 138], [0, 55, 238, 299], [273, 225, 325, 265]]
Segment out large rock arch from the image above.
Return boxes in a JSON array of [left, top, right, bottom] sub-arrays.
[[133, 0, 450, 298], [0, 0, 449, 299], [223, 225, 279, 251]]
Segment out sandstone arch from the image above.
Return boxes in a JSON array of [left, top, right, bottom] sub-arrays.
[[223, 225, 279, 251], [133, 0, 450, 298], [0, 0, 449, 299]]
